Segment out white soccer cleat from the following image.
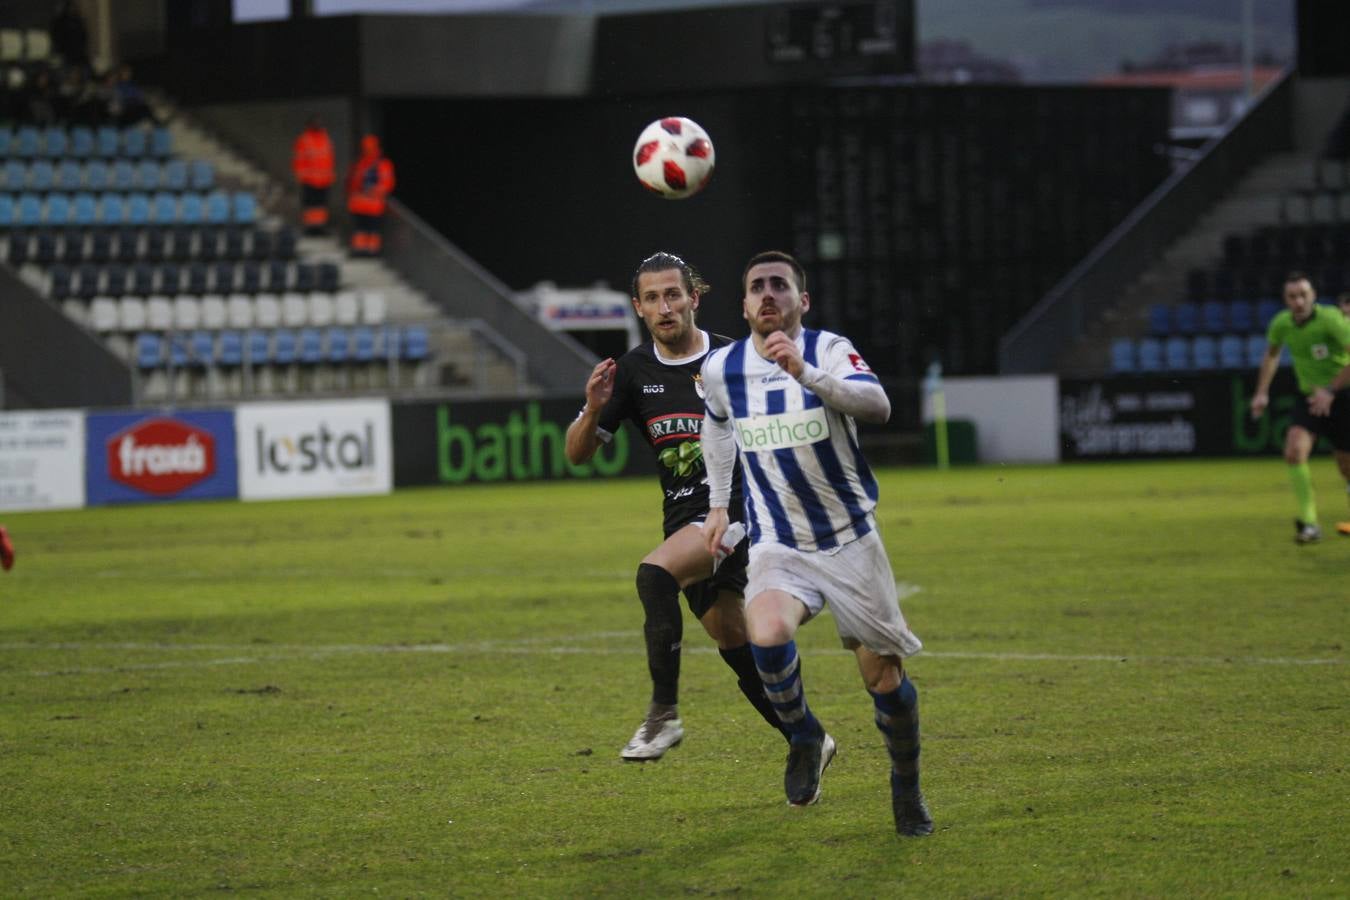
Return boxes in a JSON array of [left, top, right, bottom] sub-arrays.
[[711, 521, 746, 573], [620, 712, 684, 761]]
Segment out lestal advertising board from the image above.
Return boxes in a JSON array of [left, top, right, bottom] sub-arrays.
[[0, 410, 85, 511], [236, 400, 392, 501]]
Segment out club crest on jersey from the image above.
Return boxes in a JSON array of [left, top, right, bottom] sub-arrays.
[[693, 373, 706, 400], [848, 353, 873, 373]]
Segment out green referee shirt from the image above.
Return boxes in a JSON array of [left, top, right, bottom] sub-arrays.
[[1266, 304, 1350, 395]]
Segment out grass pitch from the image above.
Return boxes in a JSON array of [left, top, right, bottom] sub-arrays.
[[0, 459, 1346, 897]]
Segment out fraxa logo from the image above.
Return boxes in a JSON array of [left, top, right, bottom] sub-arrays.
[[108, 418, 215, 495], [735, 407, 830, 451], [437, 402, 628, 483], [256, 422, 375, 474]]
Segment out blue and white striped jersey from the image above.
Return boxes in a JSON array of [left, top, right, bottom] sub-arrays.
[[701, 328, 882, 551]]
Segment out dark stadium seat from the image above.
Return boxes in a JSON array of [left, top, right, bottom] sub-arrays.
[[317, 261, 340, 293], [134, 332, 163, 370], [1109, 338, 1134, 373], [1136, 337, 1162, 371], [1191, 335, 1217, 370], [1228, 300, 1254, 333], [1218, 334, 1244, 369], [1200, 300, 1226, 333], [1164, 335, 1190, 370], [293, 262, 316, 293]]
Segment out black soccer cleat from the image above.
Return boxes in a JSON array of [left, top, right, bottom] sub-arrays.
[[784, 729, 836, 806], [891, 781, 934, 837], [1294, 519, 1322, 544]]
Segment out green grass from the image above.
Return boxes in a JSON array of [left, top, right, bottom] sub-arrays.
[[1, 459, 1346, 897]]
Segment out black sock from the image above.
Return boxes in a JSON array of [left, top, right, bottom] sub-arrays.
[[636, 563, 682, 706], [720, 643, 790, 739]]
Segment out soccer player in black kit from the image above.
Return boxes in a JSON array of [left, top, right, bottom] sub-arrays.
[[565, 252, 787, 760]]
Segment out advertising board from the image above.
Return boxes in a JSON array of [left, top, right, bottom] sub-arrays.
[[85, 410, 238, 505], [0, 410, 85, 511], [237, 400, 391, 500]]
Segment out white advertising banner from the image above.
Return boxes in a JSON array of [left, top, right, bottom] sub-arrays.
[[0, 410, 86, 511], [236, 400, 392, 501]]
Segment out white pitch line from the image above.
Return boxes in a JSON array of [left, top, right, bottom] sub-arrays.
[[0, 635, 1341, 678]]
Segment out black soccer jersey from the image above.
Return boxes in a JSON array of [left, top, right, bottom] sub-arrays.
[[595, 330, 745, 535]]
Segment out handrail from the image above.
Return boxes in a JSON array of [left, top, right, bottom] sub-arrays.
[[458, 317, 529, 395], [998, 69, 1296, 374]]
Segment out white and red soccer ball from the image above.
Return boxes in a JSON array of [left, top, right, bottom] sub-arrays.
[[633, 117, 715, 199]]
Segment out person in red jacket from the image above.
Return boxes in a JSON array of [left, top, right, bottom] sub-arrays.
[[0, 525, 14, 572], [345, 134, 395, 256], [292, 117, 336, 235]]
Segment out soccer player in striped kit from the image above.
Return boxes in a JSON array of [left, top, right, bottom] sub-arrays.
[[700, 250, 932, 836]]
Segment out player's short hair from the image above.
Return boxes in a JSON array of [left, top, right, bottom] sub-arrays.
[[1284, 270, 1314, 289], [631, 252, 709, 299], [742, 250, 806, 293], [1338, 291, 1350, 306]]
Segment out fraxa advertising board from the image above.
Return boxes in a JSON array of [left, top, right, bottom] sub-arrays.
[[392, 399, 651, 486], [1060, 371, 1317, 460], [85, 410, 238, 505]]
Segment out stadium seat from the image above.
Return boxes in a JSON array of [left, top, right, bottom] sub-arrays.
[[29, 159, 54, 191], [226, 294, 254, 329], [56, 160, 82, 190], [17, 193, 42, 227], [298, 327, 324, 365], [281, 292, 309, 327], [156, 262, 181, 295], [204, 191, 230, 224], [162, 160, 188, 191], [245, 329, 270, 366], [273, 329, 297, 366], [1109, 338, 1135, 373], [134, 332, 163, 370], [317, 261, 340, 293], [135, 158, 160, 190], [1244, 334, 1268, 368], [186, 262, 209, 294], [85, 159, 109, 190], [173, 294, 202, 330], [360, 290, 387, 325], [308, 292, 335, 327], [189, 330, 215, 369], [1136, 337, 1162, 372], [239, 260, 262, 293], [151, 127, 172, 158], [16, 126, 40, 158], [1163, 336, 1190, 370], [72, 192, 98, 227], [118, 296, 148, 332], [75, 263, 101, 299], [274, 227, 297, 260], [218, 330, 244, 368], [1255, 299, 1280, 328], [1200, 300, 1226, 333], [180, 192, 205, 226], [232, 192, 257, 224], [326, 327, 350, 365], [200, 294, 228, 329], [1218, 334, 1244, 369], [1172, 303, 1199, 334], [0, 194, 13, 228], [212, 261, 235, 293], [113, 159, 136, 190], [89, 296, 119, 332], [126, 192, 151, 226], [352, 325, 376, 364], [146, 295, 174, 330], [1191, 335, 1217, 370], [190, 160, 214, 191], [48, 264, 73, 300], [151, 191, 178, 224], [293, 262, 316, 293], [254, 294, 282, 328], [265, 259, 289, 292], [130, 263, 156, 296], [2, 160, 23, 189], [223, 227, 246, 260], [122, 127, 147, 158], [1227, 300, 1253, 333], [99, 193, 126, 226], [33, 229, 59, 264], [334, 291, 360, 325]]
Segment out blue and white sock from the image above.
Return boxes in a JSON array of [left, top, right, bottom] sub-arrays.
[[872, 674, 922, 793], [751, 641, 821, 743]]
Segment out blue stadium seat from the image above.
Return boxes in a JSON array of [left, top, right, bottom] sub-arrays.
[[2, 159, 23, 189], [72, 192, 97, 227], [167, 333, 190, 369], [122, 127, 147, 158], [1163, 336, 1190, 371], [151, 126, 172, 158], [1191, 335, 1217, 369], [99, 193, 126, 226], [245, 330, 270, 366], [151, 191, 178, 224], [17, 193, 43, 227], [352, 326, 376, 363], [69, 126, 94, 157], [126, 192, 151, 226], [0, 194, 12, 228], [84, 159, 109, 190], [1227, 300, 1254, 334], [135, 158, 160, 190], [204, 191, 229, 224], [1109, 338, 1135, 373], [1200, 300, 1226, 334], [1244, 334, 1268, 368], [96, 126, 119, 157], [134, 332, 163, 370], [28, 159, 53, 191], [112, 159, 136, 190], [162, 159, 187, 191], [189, 160, 214, 190], [41, 126, 66, 158], [273, 329, 297, 366], [55, 159, 81, 190], [402, 325, 430, 363], [298, 327, 324, 365], [1255, 299, 1280, 327], [1218, 334, 1244, 369], [0, 126, 10, 156], [179, 193, 204, 225], [218, 330, 243, 367], [189, 330, 215, 368], [44, 194, 71, 227], [1172, 303, 1199, 334], [326, 327, 350, 365], [1147, 304, 1170, 335], [231, 192, 257, 224], [16, 126, 40, 157]]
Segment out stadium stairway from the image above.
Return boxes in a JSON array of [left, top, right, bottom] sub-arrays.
[[1057, 150, 1319, 375], [159, 102, 533, 396]]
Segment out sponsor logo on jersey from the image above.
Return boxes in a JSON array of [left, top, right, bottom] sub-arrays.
[[642, 384, 665, 394], [647, 413, 703, 444], [760, 373, 790, 384], [108, 418, 215, 495], [848, 353, 873, 373], [735, 407, 831, 451]]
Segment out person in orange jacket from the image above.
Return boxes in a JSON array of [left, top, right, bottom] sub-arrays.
[[345, 133, 395, 256], [292, 117, 336, 235]]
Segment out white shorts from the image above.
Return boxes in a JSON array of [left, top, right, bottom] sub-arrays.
[[746, 528, 923, 658]]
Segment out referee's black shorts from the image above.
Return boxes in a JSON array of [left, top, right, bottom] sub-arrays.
[[1290, 387, 1350, 452]]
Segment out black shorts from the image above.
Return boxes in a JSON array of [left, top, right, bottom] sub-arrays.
[[1290, 388, 1350, 452], [300, 184, 329, 206], [682, 538, 749, 619]]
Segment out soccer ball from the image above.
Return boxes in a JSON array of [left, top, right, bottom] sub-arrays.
[[632, 117, 715, 199]]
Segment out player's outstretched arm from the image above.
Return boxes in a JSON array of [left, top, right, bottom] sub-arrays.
[[564, 359, 616, 464], [1249, 345, 1282, 419]]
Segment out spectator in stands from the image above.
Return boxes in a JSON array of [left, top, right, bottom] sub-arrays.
[[1248, 272, 1350, 543], [23, 69, 56, 126], [108, 64, 158, 127], [50, 0, 92, 73], [292, 117, 336, 236], [345, 134, 395, 257]]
